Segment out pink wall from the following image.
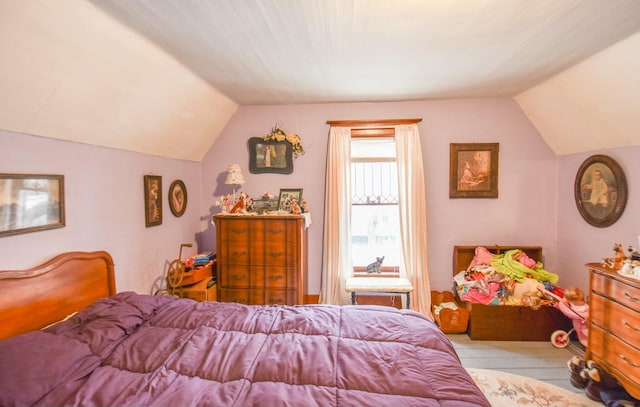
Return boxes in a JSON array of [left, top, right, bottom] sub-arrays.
[[200, 99, 560, 293], [557, 146, 640, 289], [5, 98, 630, 297], [0, 129, 205, 294]]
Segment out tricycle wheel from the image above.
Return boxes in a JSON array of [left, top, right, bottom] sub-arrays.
[[551, 330, 570, 348]]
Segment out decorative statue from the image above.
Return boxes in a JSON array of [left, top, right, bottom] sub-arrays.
[[230, 192, 248, 214], [366, 256, 385, 274]]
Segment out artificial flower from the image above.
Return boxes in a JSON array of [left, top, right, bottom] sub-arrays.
[[264, 124, 305, 158]]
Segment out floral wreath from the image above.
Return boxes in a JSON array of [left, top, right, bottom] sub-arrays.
[[263, 123, 305, 158]]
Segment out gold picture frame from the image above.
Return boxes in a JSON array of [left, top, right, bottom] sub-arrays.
[[449, 143, 499, 198], [144, 175, 162, 227], [574, 154, 627, 227], [0, 174, 65, 237]]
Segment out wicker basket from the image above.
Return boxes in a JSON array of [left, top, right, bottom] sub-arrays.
[[431, 290, 469, 334]]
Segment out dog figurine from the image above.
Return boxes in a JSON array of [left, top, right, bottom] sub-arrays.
[[366, 256, 385, 274]]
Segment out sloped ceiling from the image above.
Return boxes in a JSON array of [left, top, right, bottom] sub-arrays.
[[1, 0, 639, 160]]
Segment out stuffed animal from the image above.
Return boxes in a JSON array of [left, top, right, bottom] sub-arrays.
[[567, 356, 588, 389], [366, 256, 385, 274], [581, 360, 621, 402]]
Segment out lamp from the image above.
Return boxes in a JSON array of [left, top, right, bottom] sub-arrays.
[[225, 163, 245, 203]]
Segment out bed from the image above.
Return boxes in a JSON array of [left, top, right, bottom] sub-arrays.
[[0, 251, 489, 407], [452, 245, 572, 341]]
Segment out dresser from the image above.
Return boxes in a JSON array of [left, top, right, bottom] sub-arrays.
[[587, 263, 640, 399], [214, 214, 307, 305]]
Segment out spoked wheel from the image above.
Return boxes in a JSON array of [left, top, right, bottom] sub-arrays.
[[167, 259, 185, 293], [550, 330, 570, 348]]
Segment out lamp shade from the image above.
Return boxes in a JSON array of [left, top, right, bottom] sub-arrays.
[[225, 163, 246, 185]]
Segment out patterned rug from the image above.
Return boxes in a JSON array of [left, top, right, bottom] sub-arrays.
[[466, 368, 601, 407]]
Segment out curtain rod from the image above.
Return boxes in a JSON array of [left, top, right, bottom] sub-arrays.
[[326, 118, 422, 127]]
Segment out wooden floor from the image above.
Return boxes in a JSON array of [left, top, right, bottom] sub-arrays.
[[447, 333, 585, 394]]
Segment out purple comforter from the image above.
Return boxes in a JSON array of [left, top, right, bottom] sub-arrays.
[[0, 292, 489, 406]]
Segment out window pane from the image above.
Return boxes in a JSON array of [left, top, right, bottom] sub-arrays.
[[351, 204, 401, 269], [351, 138, 396, 158], [350, 137, 401, 270]]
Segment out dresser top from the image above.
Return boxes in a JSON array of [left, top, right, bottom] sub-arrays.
[[587, 262, 640, 287]]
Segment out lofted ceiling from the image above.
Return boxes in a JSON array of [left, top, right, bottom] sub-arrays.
[[1, 0, 640, 160]]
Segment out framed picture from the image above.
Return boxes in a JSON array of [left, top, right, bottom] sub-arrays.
[[144, 175, 162, 227], [168, 180, 187, 217], [574, 154, 627, 227], [0, 174, 65, 237], [249, 197, 279, 214], [248, 137, 293, 174], [278, 188, 303, 212], [449, 143, 499, 198]]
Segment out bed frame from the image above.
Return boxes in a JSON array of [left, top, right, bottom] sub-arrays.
[[0, 251, 116, 340], [453, 245, 571, 341]]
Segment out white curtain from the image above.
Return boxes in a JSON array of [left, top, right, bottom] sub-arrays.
[[320, 123, 432, 316], [395, 124, 432, 317], [319, 126, 352, 305]]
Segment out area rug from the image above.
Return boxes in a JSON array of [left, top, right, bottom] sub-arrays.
[[466, 368, 602, 407]]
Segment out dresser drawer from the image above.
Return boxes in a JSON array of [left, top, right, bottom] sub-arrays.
[[251, 242, 298, 267], [254, 289, 299, 306], [218, 288, 298, 306], [219, 265, 251, 288], [218, 288, 250, 305], [218, 245, 250, 265], [591, 271, 640, 312], [257, 220, 298, 243], [218, 219, 251, 241], [590, 325, 640, 387], [591, 293, 640, 346]]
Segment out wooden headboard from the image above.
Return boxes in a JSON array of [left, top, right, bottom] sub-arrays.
[[453, 245, 543, 275], [0, 251, 116, 340]]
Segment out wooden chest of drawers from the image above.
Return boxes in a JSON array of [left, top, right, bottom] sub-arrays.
[[587, 263, 640, 399], [214, 215, 307, 305]]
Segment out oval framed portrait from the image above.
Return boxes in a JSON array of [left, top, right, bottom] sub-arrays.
[[574, 155, 627, 227], [168, 180, 187, 217]]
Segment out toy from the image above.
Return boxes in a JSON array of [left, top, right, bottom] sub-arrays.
[[539, 285, 589, 347]]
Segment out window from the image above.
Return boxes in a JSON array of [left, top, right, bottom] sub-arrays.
[[350, 132, 402, 276]]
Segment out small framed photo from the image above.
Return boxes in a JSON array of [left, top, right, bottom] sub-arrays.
[[168, 180, 187, 217], [449, 143, 499, 198], [278, 188, 303, 212], [0, 174, 65, 237], [144, 175, 162, 227], [574, 154, 627, 227], [248, 137, 293, 174]]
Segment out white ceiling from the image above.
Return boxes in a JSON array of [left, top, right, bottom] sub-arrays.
[[91, 0, 640, 104], [2, 0, 640, 160]]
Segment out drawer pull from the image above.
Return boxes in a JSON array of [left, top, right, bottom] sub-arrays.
[[623, 292, 640, 302], [619, 354, 640, 368], [268, 228, 284, 235], [269, 251, 284, 257], [622, 320, 640, 331]]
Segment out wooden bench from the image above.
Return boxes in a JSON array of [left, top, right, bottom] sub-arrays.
[[345, 277, 414, 309]]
